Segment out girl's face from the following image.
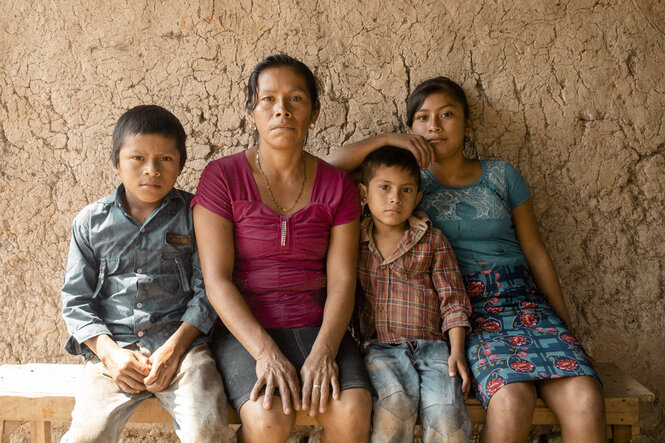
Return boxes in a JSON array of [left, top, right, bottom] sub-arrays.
[[246, 66, 319, 151], [409, 91, 471, 161]]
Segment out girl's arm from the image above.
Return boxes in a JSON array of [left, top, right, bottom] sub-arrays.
[[192, 205, 301, 415], [513, 199, 573, 327], [299, 218, 360, 416], [325, 133, 434, 171]]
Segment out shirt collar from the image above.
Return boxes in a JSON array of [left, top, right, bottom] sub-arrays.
[[360, 211, 432, 263], [106, 183, 184, 212]]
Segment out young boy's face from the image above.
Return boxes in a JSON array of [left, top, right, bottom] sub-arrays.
[[114, 133, 182, 215], [359, 165, 423, 231]]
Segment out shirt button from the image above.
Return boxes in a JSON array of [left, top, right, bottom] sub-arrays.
[[136, 303, 143, 309], [136, 268, 143, 274], [137, 331, 144, 337]]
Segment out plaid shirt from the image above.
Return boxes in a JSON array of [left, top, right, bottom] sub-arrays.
[[357, 211, 471, 344]]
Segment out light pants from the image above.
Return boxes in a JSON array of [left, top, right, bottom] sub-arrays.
[[364, 340, 472, 443], [61, 344, 236, 443]]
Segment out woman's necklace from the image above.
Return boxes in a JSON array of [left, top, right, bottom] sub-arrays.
[[256, 146, 307, 214]]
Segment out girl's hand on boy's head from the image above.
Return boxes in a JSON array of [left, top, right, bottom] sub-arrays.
[[448, 351, 471, 398], [382, 133, 435, 170]]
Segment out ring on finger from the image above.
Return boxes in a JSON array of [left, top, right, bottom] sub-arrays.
[[312, 384, 321, 389]]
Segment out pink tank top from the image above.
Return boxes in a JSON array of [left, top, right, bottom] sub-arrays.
[[192, 151, 361, 328]]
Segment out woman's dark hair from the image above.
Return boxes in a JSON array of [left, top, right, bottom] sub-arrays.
[[361, 146, 421, 191], [405, 76, 470, 127], [111, 105, 187, 169], [245, 54, 320, 144]]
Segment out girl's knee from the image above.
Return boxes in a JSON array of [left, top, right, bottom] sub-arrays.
[[564, 377, 605, 414], [487, 382, 538, 422]]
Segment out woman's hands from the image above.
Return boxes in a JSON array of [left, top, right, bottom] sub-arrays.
[[300, 347, 340, 416], [252, 347, 301, 415]]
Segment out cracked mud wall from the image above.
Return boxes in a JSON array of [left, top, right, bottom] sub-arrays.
[[1, 0, 663, 440]]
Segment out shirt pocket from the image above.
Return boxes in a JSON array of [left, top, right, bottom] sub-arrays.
[[92, 258, 120, 299], [159, 252, 192, 294]]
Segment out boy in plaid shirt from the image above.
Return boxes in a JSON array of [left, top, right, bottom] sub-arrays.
[[356, 146, 472, 442]]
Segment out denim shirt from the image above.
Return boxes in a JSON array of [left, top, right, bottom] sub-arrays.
[[61, 184, 216, 356]]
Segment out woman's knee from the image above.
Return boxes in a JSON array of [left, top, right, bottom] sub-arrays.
[[319, 388, 372, 439], [239, 400, 295, 442]]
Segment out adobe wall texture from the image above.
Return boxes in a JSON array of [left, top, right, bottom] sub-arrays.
[[1, 0, 663, 440]]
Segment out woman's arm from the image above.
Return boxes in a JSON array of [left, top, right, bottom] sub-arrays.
[[193, 204, 301, 414], [513, 199, 573, 327], [325, 133, 434, 172], [299, 218, 360, 416]]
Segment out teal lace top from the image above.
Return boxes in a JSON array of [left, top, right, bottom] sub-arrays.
[[418, 160, 531, 275]]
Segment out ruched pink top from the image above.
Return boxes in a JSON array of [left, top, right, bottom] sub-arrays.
[[192, 151, 361, 329]]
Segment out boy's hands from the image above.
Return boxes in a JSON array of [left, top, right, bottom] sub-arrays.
[[86, 335, 151, 394], [144, 342, 181, 392], [447, 326, 471, 398], [448, 351, 471, 398]]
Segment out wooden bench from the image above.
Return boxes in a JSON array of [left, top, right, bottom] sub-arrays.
[[0, 362, 654, 442]]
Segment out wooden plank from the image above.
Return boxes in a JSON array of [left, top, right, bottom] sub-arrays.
[[0, 362, 655, 431], [595, 363, 655, 402], [30, 421, 50, 443]]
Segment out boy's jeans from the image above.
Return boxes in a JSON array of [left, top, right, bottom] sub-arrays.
[[364, 340, 471, 443], [61, 344, 236, 443]]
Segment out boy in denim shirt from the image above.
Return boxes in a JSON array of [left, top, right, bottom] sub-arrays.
[[356, 146, 472, 442], [61, 105, 235, 442]]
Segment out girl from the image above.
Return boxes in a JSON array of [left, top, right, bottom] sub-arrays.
[[327, 77, 606, 442]]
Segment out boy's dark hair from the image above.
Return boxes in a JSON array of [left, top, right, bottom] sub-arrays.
[[361, 146, 421, 191], [245, 54, 320, 144], [111, 105, 187, 169], [405, 76, 470, 127]]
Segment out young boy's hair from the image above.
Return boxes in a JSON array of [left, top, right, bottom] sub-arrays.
[[360, 146, 421, 191], [111, 105, 187, 169]]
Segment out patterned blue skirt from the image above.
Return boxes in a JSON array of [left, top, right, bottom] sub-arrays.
[[464, 265, 597, 408]]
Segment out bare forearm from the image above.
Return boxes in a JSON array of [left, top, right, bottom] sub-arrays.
[[84, 334, 119, 362], [161, 322, 201, 358], [447, 326, 467, 356], [313, 277, 356, 356], [527, 252, 572, 326], [206, 277, 279, 359], [325, 134, 391, 171]]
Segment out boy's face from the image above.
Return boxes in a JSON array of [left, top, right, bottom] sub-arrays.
[[359, 165, 423, 231], [114, 133, 182, 215]]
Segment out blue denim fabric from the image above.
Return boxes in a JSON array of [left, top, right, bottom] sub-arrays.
[[61, 184, 216, 355], [364, 340, 471, 443]]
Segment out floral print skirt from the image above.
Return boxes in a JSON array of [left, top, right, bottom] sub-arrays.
[[464, 265, 598, 409]]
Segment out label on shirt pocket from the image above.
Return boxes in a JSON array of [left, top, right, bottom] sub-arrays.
[[165, 232, 190, 246]]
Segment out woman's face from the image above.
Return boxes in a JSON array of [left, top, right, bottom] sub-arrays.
[[247, 66, 319, 151], [409, 91, 471, 161]]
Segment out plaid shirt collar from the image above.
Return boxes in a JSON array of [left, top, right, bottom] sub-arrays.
[[360, 211, 432, 265]]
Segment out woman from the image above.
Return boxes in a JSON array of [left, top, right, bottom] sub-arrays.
[[192, 54, 371, 443], [327, 77, 606, 442]]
